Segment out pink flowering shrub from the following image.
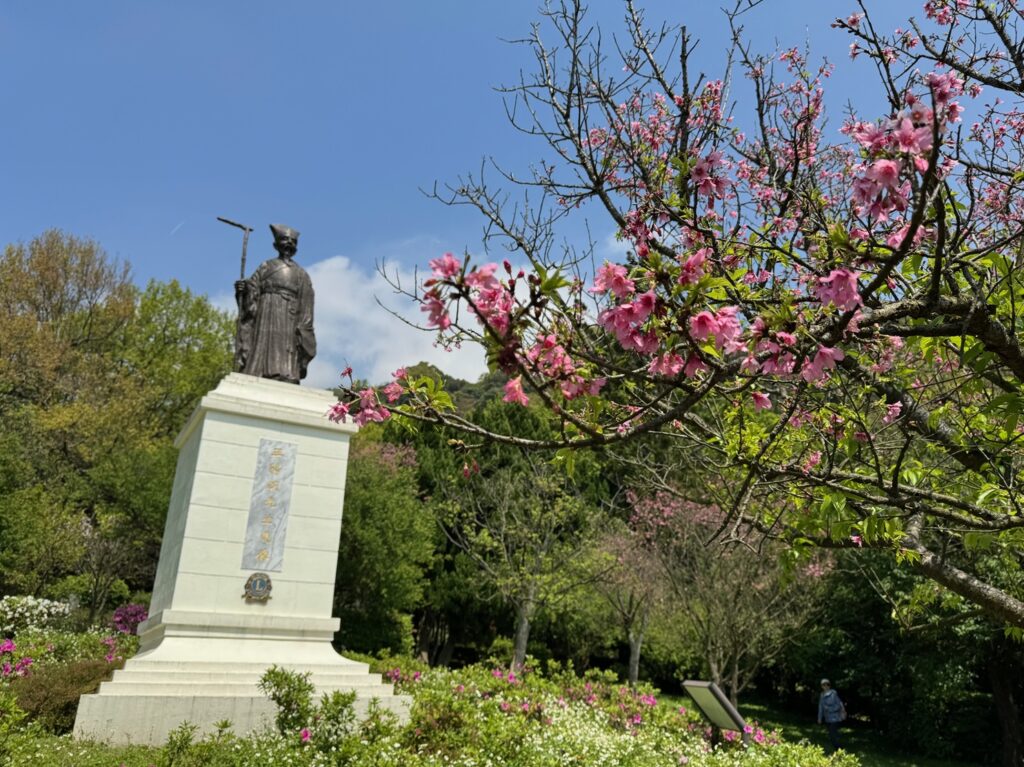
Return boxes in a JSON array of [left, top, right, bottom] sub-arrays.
[[0, 639, 32, 680], [110, 603, 148, 636]]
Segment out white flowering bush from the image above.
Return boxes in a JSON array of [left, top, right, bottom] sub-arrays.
[[13, 628, 138, 667], [0, 597, 70, 637]]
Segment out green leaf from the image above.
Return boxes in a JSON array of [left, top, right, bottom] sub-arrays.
[[540, 272, 571, 293], [963, 532, 995, 551], [552, 447, 577, 477]]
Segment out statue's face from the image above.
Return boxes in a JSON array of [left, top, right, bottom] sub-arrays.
[[274, 237, 297, 259]]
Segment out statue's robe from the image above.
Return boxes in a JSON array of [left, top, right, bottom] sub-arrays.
[[235, 257, 316, 382]]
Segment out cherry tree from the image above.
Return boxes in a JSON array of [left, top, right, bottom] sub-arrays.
[[629, 490, 826, 706], [588, 518, 666, 688], [335, 0, 1024, 632]]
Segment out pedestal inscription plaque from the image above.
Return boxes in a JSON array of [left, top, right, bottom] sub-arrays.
[[241, 438, 297, 571]]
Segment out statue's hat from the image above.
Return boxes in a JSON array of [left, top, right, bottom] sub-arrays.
[[270, 223, 300, 242]]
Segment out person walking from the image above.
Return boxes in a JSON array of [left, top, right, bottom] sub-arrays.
[[817, 678, 847, 753]]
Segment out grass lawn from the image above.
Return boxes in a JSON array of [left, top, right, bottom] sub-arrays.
[[729, 699, 983, 767]]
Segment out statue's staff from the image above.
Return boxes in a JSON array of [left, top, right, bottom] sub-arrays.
[[217, 216, 255, 372], [216, 216, 254, 279]]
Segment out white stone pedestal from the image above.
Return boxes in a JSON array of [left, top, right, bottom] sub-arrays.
[[74, 373, 410, 745]]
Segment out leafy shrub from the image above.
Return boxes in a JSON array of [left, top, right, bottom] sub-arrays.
[[12, 629, 138, 668], [338, 607, 416, 656], [159, 722, 198, 767], [256, 667, 403, 762], [46, 574, 131, 611], [0, 688, 26, 766], [7, 658, 120, 733], [257, 665, 314, 735], [348, 648, 429, 690], [485, 635, 515, 665], [0, 597, 70, 637], [0, 629, 137, 733], [2, 653, 860, 766]]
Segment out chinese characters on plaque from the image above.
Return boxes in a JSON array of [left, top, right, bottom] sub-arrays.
[[241, 439, 298, 572]]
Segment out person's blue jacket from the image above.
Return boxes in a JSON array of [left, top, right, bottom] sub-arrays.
[[818, 688, 845, 723]]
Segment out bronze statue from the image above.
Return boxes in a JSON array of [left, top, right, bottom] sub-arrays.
[[234, 224, 316, 383]]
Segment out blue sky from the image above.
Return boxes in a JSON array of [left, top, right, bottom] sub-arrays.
[[1, 1, 908, 385]]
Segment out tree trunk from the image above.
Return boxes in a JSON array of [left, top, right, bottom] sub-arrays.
[[990, 636, 1024, 767], [708, 653, 722, 692], [512, 599, 536, 669], [415, 609, 450, 666], [626, 603, 650, 688], [627, 629, 644, 688], [729, 656, 740, 707], [437, 631, 456, 668]]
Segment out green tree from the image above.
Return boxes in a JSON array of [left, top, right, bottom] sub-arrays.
[[0, 230, 233, 605], [334, 427, 435, 654], [440, 452, 601, 669], [774, 550, 1008, 764]]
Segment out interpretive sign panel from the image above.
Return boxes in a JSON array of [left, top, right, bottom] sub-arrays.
[[682, 680, 747, 737], [241, 438, 297, 571]]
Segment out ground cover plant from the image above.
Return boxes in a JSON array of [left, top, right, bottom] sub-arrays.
[[3, 656, 859, 767]]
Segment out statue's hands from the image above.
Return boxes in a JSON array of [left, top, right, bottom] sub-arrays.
[[234, 280, 246, 296]]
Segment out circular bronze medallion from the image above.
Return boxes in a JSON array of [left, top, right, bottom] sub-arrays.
[[243, 572, 273, 602]]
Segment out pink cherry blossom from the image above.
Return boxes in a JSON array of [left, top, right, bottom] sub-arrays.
[[713, 306, 743, 351], [752, 392, 772, 411], [852, 122, 889, 151], [691, 150, 729, 198], [683, 354, 707, 378], [464, 263, 500, 291], [503, 376, 530, 406], [925, 70, 964, 106], [648, 353, 685, 378], [561, 375, 606, 399], [633, 290, 657, 321], [422, 294, 451, 330], [678, 248, 710, 286], [354, 389, 390, 426], [526, 335, 575, 378], [689, 311, 719, 341], [883, 401, 903, 424], [327, 401, 350, 423], [429, 252, 461, 279], [382, 382, 404, 403], [593, 263, 636, 298], [891, 118, 933, 154], [814, 268, 861, 311], [801, 346, 845, 383], [802, 450, 822, 475], [777, 331, 797, 346], [865, 159, 901, 191]]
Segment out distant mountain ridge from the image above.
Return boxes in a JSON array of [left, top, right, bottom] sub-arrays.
[[403, 362, 507, 413]]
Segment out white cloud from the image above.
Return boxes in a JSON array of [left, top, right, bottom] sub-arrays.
[[304, 255, 487, 387]]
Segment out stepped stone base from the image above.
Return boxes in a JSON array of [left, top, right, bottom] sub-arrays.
[[72, 375, 410, 745]]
